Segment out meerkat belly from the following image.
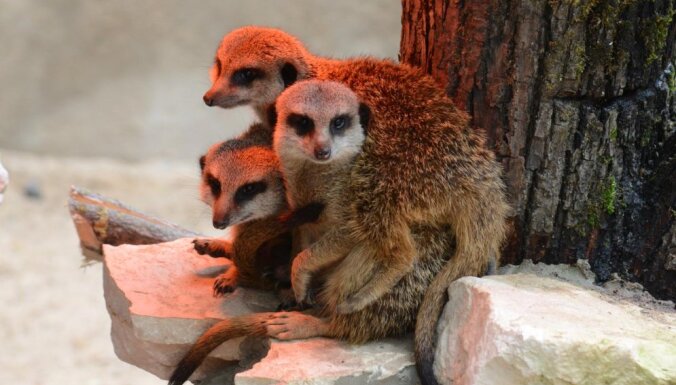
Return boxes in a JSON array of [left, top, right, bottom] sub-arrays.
[[320, 223, 453, 318]]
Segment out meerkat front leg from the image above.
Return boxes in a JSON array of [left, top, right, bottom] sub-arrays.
[[193, 238, 234, 259], [291, 226, 353, 303], [335, 224, 417, 314], [213, 266, 239, 296]]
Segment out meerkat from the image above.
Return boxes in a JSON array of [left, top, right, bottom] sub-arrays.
[[198, 27, 509, 385], [168, 80, 455, 385], [273, 80, 370, 256], [195, 122, 288, 293], [195, 122, 306, 295]]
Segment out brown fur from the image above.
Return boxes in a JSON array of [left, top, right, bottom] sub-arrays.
[[179, 27, 510, 385]]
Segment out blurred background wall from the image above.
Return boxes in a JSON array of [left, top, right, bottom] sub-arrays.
[[0, 0, 400, 161]]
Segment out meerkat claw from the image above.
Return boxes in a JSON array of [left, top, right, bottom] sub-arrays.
[[193, 238, 232, 259], [213, 275, 237, 297], [192, 238, 210, 254]]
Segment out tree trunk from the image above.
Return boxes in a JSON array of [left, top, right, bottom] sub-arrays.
[[400, 0, 676, 300]]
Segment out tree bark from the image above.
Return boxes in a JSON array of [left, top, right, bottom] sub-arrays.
[[401, 0, 676, 300], [68, 186, 198, 262]]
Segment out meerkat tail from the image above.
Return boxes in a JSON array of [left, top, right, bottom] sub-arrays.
[[414, 262, 461, 385], [414, 252, 491, 385], [168, 313, 272, 385], [485, 255, 498, 275]]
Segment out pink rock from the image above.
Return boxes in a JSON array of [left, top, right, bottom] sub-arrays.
[[103, 238, 279, 381], [434, 274, 676, 385], [103, 238, 418, 384], [235, 338, 417, 385]]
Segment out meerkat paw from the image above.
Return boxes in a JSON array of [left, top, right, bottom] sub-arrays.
[[291, 270, 312, 304], [213, 269, 239, 296], [265, 312, 328, 340], [193, 238, 233, 259]]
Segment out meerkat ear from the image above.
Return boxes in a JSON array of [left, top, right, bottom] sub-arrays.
[[281, 63, 298, 88], [266, 104, 278, 128], [358, 103, 371, 134], [199, 155, 206, 172]]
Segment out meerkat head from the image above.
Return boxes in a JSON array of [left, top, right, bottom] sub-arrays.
[[199, 139, 286, 229], [273, 80, 370, 165], [203, 26, 312, 110]]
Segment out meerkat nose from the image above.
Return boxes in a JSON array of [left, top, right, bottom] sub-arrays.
[[314, 146, 331, 161], [203, 92, 215, 107], [212, 217, 229, 229]]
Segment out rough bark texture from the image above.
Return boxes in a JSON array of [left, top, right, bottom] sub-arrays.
[[401, 0, 676, 300], [68, 186, 198, 262]]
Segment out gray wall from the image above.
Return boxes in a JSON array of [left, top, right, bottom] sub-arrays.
[[0, 0, 401, 161]]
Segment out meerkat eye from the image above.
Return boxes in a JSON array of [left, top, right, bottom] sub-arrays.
[[235, 181, 268, 204], [231, 67, 264, 86], [206, 174, 221, 197], [330, 114, 352, 136], [287, 113, 315, 136]]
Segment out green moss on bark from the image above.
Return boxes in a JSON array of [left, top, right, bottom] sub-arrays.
[[602, 176, 617, 214], [640, 2, 675, 65]]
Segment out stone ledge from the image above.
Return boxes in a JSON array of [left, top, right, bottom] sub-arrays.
[[102, 238, 676, 385], [435, 273, 676, 385], [103, 238, 416, 384]]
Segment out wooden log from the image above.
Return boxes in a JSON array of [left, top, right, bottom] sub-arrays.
[[68, 186, 199, 262]]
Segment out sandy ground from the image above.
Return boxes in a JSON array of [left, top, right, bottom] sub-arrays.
[[0, 149, 219, 384]]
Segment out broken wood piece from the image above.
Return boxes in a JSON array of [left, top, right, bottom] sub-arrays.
[[68, 186, 199, 262]]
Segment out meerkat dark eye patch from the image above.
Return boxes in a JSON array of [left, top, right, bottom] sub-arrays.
[[281, 63, 298, 88], [199, 155, 206, 172], [358, 103, 371, 134], [206, 174, 221, 197], [235, 181, 268, 205], [330, 114, 352, 136], [287, 113, 315, 136], [231, 67, 264, 86]]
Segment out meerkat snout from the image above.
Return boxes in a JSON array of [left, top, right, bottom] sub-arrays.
[[314, 145, 331, 161], [202, 87, 243, 108], [203, 92, 215, 107], [212, 216, 229, 229]]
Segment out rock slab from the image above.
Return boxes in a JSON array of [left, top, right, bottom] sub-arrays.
[[103, 238, 417, 384], [235, 338, 417, 385], [103, 238, 280, 381], [434, 274, 676, 385]]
